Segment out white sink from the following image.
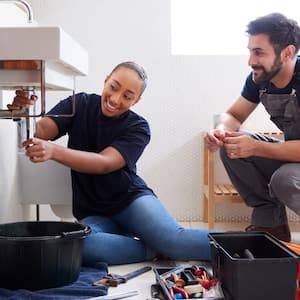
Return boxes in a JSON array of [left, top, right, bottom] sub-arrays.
[[0, 26, 88, 90], [17, 152, 72, 205]]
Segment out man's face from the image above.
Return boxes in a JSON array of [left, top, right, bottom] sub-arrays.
[[101, 67, 143, 118], [247, 34, 283, 84]]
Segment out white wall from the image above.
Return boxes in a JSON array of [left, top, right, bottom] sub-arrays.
[[2, 0, 290, 222], [28, 0, 261, 222]]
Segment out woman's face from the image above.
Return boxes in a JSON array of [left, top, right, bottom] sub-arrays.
[[101, 67, 143, 117]]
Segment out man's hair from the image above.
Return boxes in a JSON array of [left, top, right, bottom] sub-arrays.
[[110, 61, 148, 95], [246, 13, 300, 56]]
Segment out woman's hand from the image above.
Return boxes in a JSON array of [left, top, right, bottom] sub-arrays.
[[7, 90, 37, 110], [21, 138, 55, 163]]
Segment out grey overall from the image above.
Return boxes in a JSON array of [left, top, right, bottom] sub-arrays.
[[220, 83, 300, 226]]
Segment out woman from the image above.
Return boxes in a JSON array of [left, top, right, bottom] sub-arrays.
[[12, 61, 214, 265]]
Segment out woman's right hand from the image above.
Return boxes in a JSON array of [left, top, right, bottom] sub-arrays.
[[7, 90, 37, 110]]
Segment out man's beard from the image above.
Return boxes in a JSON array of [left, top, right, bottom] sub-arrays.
[[252, 55, 283, 85]]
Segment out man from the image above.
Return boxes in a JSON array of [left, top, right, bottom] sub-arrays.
[[205, 13, 300, 242]]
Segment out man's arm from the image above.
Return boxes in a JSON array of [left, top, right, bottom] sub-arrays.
[[253, 139, 300, 162], [221, 96, 300, 161], [215, 96, 258, 131], [205, 96, 257, 152]]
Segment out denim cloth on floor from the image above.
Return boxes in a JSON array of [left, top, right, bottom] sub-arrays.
[[0, 263, 108, 300]]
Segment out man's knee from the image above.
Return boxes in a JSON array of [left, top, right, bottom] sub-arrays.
[[270, 164, 300, 203]]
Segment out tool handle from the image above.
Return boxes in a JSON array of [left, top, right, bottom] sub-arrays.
[[87, 290, 139, 300], [124, 266, 152, 280], [106, 277, 126, 287]]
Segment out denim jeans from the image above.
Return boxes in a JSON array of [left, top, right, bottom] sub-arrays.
[[80, 195, 216, 266]]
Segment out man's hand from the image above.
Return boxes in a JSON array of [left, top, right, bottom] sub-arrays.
[[7, 90, 37, 110], [223, 131, 259, 158], [204, 129, 226, 152]]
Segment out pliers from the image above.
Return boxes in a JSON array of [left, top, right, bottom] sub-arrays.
[[162, 278, 189, 299]]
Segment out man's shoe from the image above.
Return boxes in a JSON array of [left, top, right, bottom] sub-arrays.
[[245, 223, 291, 242]]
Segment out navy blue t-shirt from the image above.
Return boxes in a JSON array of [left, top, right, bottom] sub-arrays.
[[241, 56, 300, 104], [46, 92, 154, 219]]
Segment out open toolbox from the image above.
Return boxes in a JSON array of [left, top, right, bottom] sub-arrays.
[[208, 232, 300, 300], [152, 265, 225, 299]]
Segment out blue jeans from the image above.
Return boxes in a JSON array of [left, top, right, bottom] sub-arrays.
[[80, 195, 216, 266]]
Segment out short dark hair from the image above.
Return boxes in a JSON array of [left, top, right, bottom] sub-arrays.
[[246, 13, 300, 56], [110, 61, 148, 95]]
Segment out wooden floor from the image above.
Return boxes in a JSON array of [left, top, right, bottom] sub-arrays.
[[104, 221, 300, 299]]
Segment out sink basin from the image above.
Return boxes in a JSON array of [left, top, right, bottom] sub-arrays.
[[0, 26, 88, 90]]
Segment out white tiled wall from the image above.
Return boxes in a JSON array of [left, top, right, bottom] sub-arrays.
[[1, 0, 299, 224]]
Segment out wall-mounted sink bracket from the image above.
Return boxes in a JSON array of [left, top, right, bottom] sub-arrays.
[[0, 60, 45, 119], [0, 60, 76, 119], [0, 59, 76, 140]]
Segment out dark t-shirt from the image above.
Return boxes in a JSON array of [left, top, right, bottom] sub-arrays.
[[47, 92, 154, 219], [241, 56, 300, 104]]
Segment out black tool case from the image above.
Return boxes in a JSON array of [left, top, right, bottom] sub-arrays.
[[208, 232, 299, 300], [152, 265, 225, 300]]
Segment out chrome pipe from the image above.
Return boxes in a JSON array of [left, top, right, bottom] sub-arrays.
[[0, 108, 28, 118], [0, 0, 33, 23]]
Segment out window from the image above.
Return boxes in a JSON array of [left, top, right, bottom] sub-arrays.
[[171, 0, 299, 55]]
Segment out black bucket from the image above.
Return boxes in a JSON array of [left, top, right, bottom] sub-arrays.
[[0, 221, 91, 290]]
